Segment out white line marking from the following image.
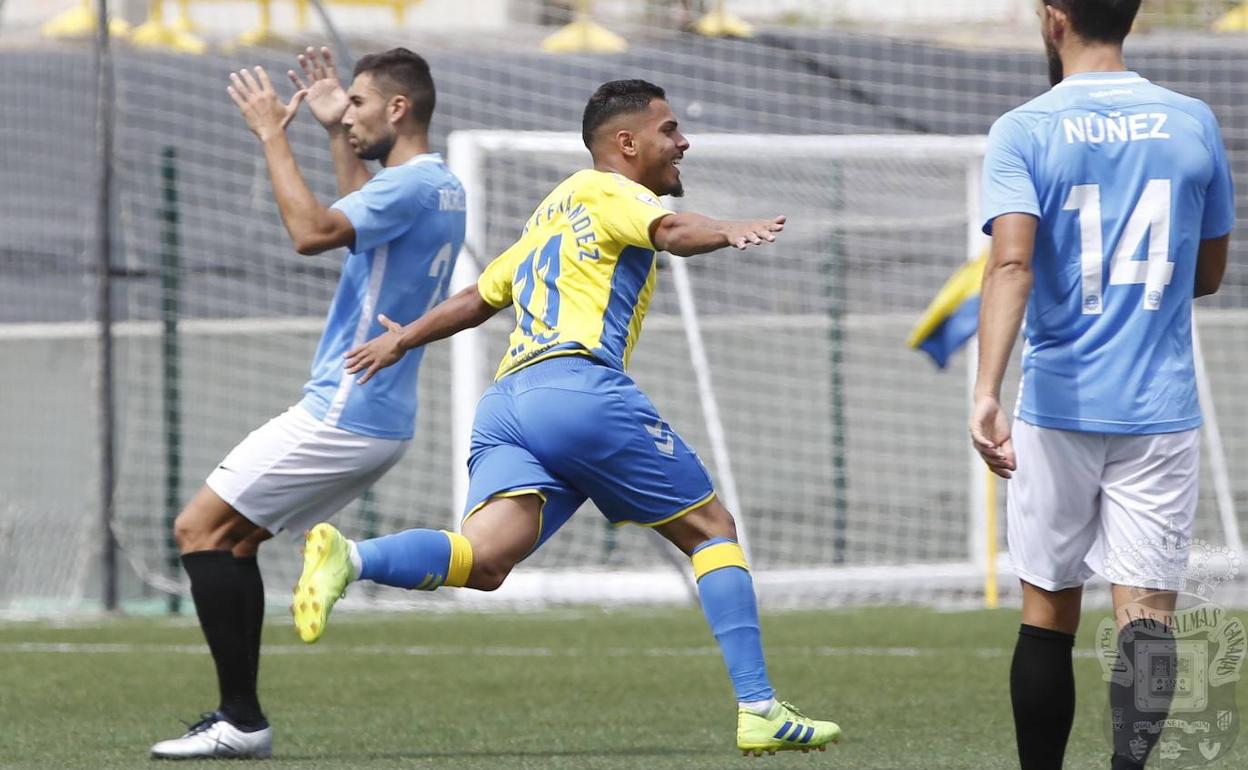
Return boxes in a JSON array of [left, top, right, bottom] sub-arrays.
[[0, 642, 1100, 658], [6, 308, 1248, 342]]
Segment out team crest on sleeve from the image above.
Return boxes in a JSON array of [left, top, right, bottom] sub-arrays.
[[1095, 537, 1245, 768]]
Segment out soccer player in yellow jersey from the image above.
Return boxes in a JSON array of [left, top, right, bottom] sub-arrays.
[[293, 80, 842, 756]]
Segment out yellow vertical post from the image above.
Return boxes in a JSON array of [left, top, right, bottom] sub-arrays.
[[541, 0, 628, 54], [42, 0, 132, 38], [173, 0, 196, 33], [1214, 2, 1248, 31], [132, 0, 207, 52], [233, 0, 277, 48], [395, 0, 406, 26], [984, 467, 999, 609], [296, 0, 310, 30], [694, 0, 754, 38], [259, 0, 272, 36]]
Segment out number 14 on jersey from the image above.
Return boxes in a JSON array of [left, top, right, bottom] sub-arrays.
[[1063, 178, 1174, 314]]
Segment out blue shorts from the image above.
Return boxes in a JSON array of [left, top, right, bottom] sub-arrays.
[[464, 355, 715, 552]]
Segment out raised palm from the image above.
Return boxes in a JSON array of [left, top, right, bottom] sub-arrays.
[[289, 46, 348, 129]]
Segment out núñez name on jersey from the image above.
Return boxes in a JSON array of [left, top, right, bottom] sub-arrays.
[[1062, 111, 1170, 144]]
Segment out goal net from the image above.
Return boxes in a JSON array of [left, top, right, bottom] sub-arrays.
[[2, 0, 1245, 615], [15, 128, 1245, 615]]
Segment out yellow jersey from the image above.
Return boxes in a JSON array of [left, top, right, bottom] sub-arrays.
[[477, 169, 672, 380]]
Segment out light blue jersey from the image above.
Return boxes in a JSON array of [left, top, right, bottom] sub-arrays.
[[299, 154, 466, 439], [981, 71, 1235, 434]]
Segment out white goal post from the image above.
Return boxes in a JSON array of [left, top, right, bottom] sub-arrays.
[[443, 131, 1007, 607], [445, 131, 998, 606]]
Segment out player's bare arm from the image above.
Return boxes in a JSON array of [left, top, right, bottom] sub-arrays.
[[227, 65, 356, 256], [651, 212, 785, 256], [1194, 234, 1229, 297], [288, 47, 373, 197], [344, 286, 502, 384], [970, 212, 1036, 479]]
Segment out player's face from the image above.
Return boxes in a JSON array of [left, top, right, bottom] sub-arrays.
[[636, 99, 689, 198], [342, 73, 397, 162]]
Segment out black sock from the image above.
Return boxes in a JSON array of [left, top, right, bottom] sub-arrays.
[[234, 556, 267, 727], [181, 551, 267, 730], [1109, 619, 1176, 769], [1011, 623, 1076, 770], [1112, 754, 1146, 770]]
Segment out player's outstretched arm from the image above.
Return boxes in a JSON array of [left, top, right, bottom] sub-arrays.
[[228, 65, 355, 256], [651, 212, 785, 257], [344, 286, 503, 384], [288, 47, 372, 197], [971, 212, 1036, 479]]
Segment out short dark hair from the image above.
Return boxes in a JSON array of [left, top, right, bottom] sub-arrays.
[[1044, 0, 1140, 44], [581, 79, 667, 150], [353, 48, 436, 126]]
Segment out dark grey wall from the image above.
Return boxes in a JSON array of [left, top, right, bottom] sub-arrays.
[[1, 31, 1243, 324]]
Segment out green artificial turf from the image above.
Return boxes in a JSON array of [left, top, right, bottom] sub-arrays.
[[1, 606, 1244, 769]]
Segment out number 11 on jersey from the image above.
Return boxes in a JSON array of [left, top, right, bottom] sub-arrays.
[[513, 233, 563, 350]]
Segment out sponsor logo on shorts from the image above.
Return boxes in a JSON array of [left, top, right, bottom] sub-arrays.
[[644, 420, 675, 456]]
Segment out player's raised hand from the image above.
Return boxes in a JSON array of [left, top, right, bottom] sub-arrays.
[[344, 314, 407, 384], [289, 47, 349, 130], [227, 66, 307, 142], [724, 215, 786, 250], [969, 394, 1016, 479]]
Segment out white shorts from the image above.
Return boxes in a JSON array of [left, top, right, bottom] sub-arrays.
[[1007, 419, 1199, 592], [206, 404, 408, 535]]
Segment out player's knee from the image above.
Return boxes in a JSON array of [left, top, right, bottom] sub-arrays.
[[231, 530, 271, 559], [466, 556, 509, 591], [712, 510, 739, 542], [656, 497, 740, 555], [466, 544, 519, 591], [173, 494, 244, 554], [174, 513, 229, 554], [689, 499, 738, 541], [172, 509, 203, 553]]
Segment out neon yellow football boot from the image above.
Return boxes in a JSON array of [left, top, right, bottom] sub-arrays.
[[737, 700, 842, 756], [292, 523, 353, 643]]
